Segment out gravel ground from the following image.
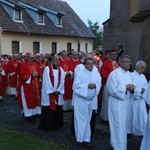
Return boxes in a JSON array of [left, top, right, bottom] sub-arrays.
[[0, 95, 142, 150]]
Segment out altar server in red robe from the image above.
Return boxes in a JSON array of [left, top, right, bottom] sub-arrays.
[[0, 55, 8, 100], [6, 55, 18, 96], [20, 53, 42, 122], [59, 50, 72, 111]]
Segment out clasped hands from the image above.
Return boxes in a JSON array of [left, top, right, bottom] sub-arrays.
[[51, 91, 60, 95], [88, 83, 96, 89], [32, 71, 39, 77], [126, 84, 135, 92]]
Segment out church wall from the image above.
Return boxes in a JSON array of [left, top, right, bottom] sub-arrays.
[[139, 0, 150, 10], [103, 0, 130, 52], [129, 17, 150, 72]]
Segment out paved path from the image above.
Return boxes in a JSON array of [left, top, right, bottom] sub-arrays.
[[0, 95, 142, 150]]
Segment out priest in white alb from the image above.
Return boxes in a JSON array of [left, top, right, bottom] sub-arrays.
[[140, 81, 150, 150], [106, 54, 135, 150], [130, 60, 148, 136], [72, 56, 101, 148]]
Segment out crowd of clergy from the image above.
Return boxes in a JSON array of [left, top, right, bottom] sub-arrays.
[[0, 45, 150, 150]]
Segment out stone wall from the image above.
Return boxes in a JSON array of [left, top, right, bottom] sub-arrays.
[[103, 0, 130, 52]]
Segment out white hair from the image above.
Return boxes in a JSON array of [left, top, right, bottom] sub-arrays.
[[135, 60, 146, 68]]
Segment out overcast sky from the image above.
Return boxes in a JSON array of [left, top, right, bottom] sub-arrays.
[[64, 0, 110, 27]]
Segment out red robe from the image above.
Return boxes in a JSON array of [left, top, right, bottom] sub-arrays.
[[20, 62, 42, 109], [68, 58, 82, 100], [0, 61, 7, 96], [100, 59, 118, 85], [6, 60, 18, 88], [35, 59, 49, 74], [59, 58, 72, 100], [70, 58, 82, 72], [98, 59, 118, 107], [16, 60, 24, 109]]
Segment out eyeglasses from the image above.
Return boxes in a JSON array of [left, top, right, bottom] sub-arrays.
[[53, 58, 59, 60], [121, 60, 131, 63], [86, 62, 94, 65]]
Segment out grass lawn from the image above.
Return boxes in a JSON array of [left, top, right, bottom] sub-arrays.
[[0, 125, 67, 150]]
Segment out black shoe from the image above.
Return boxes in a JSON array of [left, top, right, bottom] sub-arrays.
[[63, 109, 72, 113], [82, 142, 95, 149], [25, 117, 35, 123], [34, 114, 41, 118], [127, 134, 132, 139]]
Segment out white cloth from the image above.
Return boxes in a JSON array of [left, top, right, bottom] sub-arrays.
[[129, 71, 148, 136], [106, 67, 133, 150], [7, 86, 16, 95], [21, 86, 41, 117], [41, 66, 65, 106], [63, 100, 73, 111], [72, 64, 101, 142], [7, 72, 16, 95], [140, 81, 150, 150], [1, 70, 6, 76]]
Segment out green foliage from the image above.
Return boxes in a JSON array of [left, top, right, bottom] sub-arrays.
[[0, 126, 67, 150], [88, 20, 103, 51]]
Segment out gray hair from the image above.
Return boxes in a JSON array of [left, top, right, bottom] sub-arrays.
[[118, 54, 130, 62], [83, 54, 93, 64], [135, 60, 146, 68]]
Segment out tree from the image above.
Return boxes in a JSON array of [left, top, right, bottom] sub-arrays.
[[88, 20, 103, 51]]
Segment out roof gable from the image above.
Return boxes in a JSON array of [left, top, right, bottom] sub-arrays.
[[0, 0, 95, 38]]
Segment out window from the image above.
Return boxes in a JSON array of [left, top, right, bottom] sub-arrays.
[[14, 9, 22, 21], [37, 13, 44, 24], [85, 43, 88, 53], [52, 42, 57, 54], [78, 43, 80, 52], [33, 42, 40, 54], [56, 15, 62, 26], [67, 43, 72, 53], [12, 41, 19, 54]]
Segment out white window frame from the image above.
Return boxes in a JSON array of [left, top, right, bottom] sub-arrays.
[[40, 42, 43, 54], [14, 9, 23, 22], [37, 12, 45, 25], [56, 15, 62, 27], [19, 41, 22, 53]]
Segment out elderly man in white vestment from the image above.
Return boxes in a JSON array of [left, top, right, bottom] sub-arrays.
[[128, 60, 148, 136], [72, 56, 101, 148], [106, 55, 135, 150], [140, 81, 150, 150]]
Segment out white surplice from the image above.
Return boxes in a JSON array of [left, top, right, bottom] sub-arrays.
[[130, 71, 148, 136], [140, 81, 150, 150], [72, 64, 101, 143], [41, 66, 65, 106], [106, 67, 133, 150]]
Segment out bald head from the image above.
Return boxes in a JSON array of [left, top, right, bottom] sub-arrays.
[[51, 54, 60, 67]]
